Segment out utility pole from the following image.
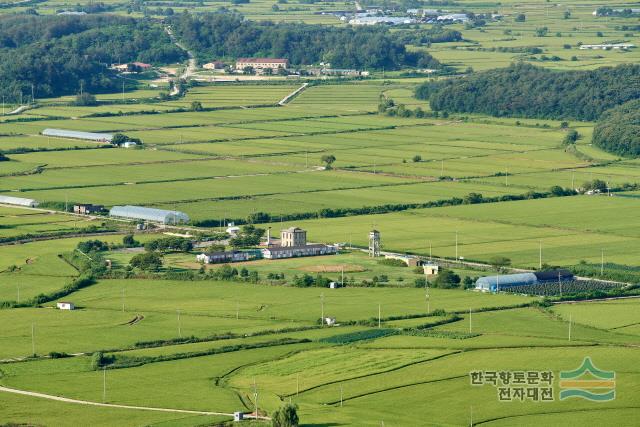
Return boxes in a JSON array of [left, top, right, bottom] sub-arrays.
[[455, 231, 458, 261], [505, 168, 508, 186], [539, 240, 542, 269], [340, 383, 343, 407], [320, 293, 324, 325], [103, 367, 107, 403], [296, 373, 299, 397], [601, 249, 604, 275], [17, 283, 20, 304], [568, 314, 572, 341], [341, 266, 344, 287], [122, 79, 125, 102], [378, 303, 381, 328], [469, 308, 472, 333], [426, 285, 430, 314], [31, 323, 35, 356], [177, 309, 181, 337], [236, 301, 239, 320], [31, 84, 35, 105], [559, 272, 562, 297], [429, 241, 432, 261]]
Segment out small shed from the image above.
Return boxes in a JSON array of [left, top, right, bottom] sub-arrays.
[[324, 317, 336, 326], [57, 302, 75, 310], [233, 412, 244, 422], [423, 264, 439, 276]]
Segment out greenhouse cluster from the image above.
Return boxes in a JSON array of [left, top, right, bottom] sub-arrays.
[[109, 205, 190, 224]]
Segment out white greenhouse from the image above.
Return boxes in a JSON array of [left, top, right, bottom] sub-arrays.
[[0, 195, 39, 207], [42, 128, 113, 143], [109, 205, 190, 224]]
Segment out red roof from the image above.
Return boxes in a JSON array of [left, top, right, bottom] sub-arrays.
[[236, 58, 288, 64], [131, 62, 152, 69]]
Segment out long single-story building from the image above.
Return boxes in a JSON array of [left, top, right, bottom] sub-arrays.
[[109, 205, 190, 224], [197, 251, 253, 264], [262, 244, 337, 259]]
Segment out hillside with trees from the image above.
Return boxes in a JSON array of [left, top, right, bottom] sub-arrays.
[[168, 12, 440, 70], [415, 63, 640, 121], [0, 14, 186, 100], [592, 100, 640, 157]]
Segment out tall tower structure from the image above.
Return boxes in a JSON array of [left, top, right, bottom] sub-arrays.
[[369, 230, 381, 257]]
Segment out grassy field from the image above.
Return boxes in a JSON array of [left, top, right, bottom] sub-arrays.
[[1, 4, 640, 423]]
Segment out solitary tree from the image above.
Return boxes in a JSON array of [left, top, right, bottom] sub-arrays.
[[190, 101, 203, 111], [489, 256, 511, 271], [412, 154, 422, 162], [271, 403, 299, 427], [321, 154, 336, 169]]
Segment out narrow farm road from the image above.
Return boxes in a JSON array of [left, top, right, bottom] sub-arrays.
[[0, 385, 256, 418], [279, 83, 309, 105]]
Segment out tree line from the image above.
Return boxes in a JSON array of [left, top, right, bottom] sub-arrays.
[[592, 100, 640, 157], [168, 12, 440, 70], [415, 63, 640, 121], [0, 14, 186, 99]]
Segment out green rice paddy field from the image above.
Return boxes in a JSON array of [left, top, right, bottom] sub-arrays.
[[2, 3, 640, 423]]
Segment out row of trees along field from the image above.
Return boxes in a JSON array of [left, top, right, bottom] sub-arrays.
[[0, 14, 186, 99], [415, 63, 640, 121], [168, 12, 441, 70]]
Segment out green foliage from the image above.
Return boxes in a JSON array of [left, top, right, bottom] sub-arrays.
[[77, 240, 108, 253], [321, 154, 336, 169], [563, 129, 580, 145], [0, 152, 8, 161], [431, 269, 461, 289], [377, 258, 407, 268], [417, 63, 640, 121], [0, 14, 186, 99], [229, 224, 265, 248], [272, 403, 299, 427], [320, 329, 397, 344], [488, 256, 511, 269], [593, 99, 640, 157], [145, 237, 193, 252], [72, 92, 98, 106], [168, 13, 440, 70], [122, 234, 140, 248], [130, 252, 163, 271]]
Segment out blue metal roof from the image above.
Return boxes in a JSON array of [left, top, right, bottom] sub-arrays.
[[475, 273, 538, 292]]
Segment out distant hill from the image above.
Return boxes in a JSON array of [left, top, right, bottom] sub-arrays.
[[416, 63, 640, 121], [168, 12, 441, 70], [0, 14, 186, 100]]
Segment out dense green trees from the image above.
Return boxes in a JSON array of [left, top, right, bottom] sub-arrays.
[[168, 12, 440, 70], [592, 100, 640, 157], [0, 14, 186, 99], [416, 63, 640, 121]]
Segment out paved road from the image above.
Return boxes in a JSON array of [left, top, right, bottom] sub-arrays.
[[278, 83, 309, 105], [0, 385, 260, 418]]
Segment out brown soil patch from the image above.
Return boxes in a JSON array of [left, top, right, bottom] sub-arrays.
[[300, 264, 366, 273]]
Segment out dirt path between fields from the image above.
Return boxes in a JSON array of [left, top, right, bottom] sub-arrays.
[[0, 385, 268, 419]]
